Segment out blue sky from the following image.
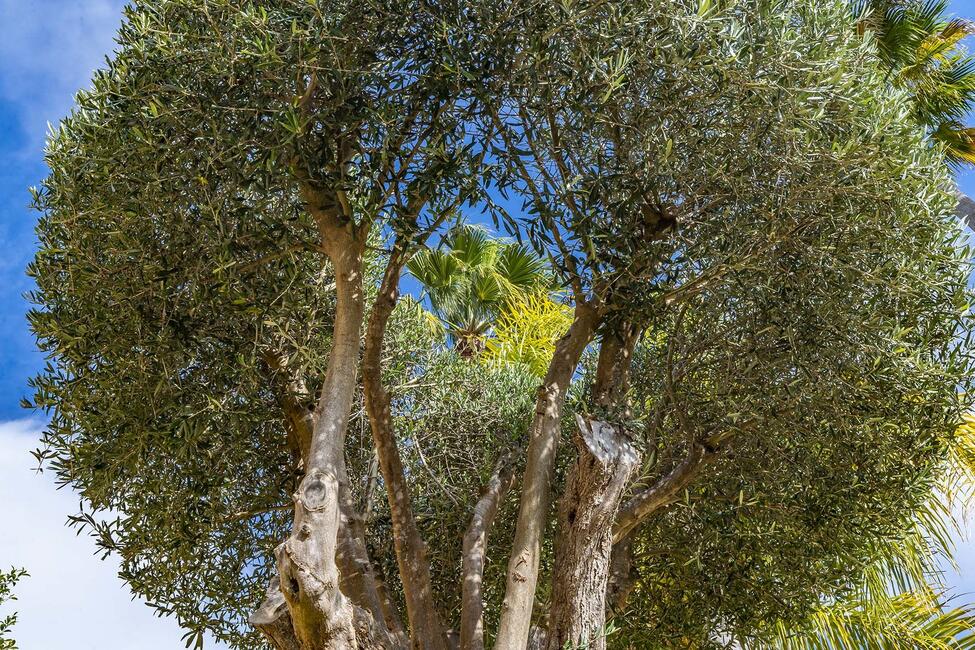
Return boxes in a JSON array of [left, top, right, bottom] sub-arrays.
[[1, 1, 975, 648]]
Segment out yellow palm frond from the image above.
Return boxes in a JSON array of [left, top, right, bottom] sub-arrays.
[[483, 293, 574, 377]]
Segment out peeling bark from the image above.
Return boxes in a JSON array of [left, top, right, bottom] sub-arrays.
[[494, 303, 600, 650], [547, 321, 641, 643], [460, 452, 517, 650], [545, 415, 641, 650]]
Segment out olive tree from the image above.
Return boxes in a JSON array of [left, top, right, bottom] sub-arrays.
[[27, 0, 974, 649]]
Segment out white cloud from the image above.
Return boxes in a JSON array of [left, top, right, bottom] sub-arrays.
[[0, 0, 127, 155], [0, 419, 227, 650]]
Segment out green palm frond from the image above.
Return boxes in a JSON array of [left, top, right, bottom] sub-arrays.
[[468, 268, 504, 305], [932, 122, 975, 165], [854, 0, 975, 165], [762, 591, 975, 650], [407, 248, 462, 291], [496, 243, 549, 290], [408, 223, 553, 354], [912, 57, 975, 127], [446, 224, 495, 268]]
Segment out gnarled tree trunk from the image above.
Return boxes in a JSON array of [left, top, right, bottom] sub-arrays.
[[545, 416, 641, 650], [252, 198, 399, 648]]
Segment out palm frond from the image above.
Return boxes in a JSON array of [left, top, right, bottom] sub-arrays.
[[912, 58, 975, 126], [760, 591, 975, 650], [854, 0, 975, 166], [932, 123, 975, 166], [496, 243, 549, 290], [446, 224, 495, 268], [468, 268, 504, 305], [410, 223, 555, 356], [407, 248, 462, 291]]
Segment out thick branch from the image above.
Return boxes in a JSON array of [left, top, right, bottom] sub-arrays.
[[362, 244, 451, 650], [605, 533, 638, 615], [612, 442, 708, 544], [264, 351, 314, 466], [613, 412, 755, 544], [265, 351, 401, 641], [253, 229, 366, 648], [494, 302, 600, 650], [460, 452, 518, 650], [545, 415, 641, 650], [591, 322, 640, 411]]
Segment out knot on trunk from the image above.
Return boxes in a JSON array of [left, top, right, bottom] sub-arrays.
[[296, 468, 335, 512]]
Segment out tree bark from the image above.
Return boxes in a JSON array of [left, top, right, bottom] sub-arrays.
[[605, 533, 638, 615], [543, 322, 640, 649], [545, 415, 641, 650], [362, 246, 451, 650], [268, 353, 401, 643], [253, 227, 369, 648], [251, 577, 302, 650], [460, 452, 518, 650], [494, 303, 599, 650]]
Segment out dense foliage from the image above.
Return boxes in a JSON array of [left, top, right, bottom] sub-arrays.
[[26, 0, 975, 648]]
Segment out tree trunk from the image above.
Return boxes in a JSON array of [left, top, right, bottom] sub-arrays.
[[545, 416, 640, 650], [494, 303, 599, 650], [252, 214, 397, 649], [255, 240, 364, 648], [267, 352, 401, 643]]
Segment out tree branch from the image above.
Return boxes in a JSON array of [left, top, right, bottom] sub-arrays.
[[612, 441, 710, 543], [460, 451, 519, 650], [252, 225, 366, 648], [359, 191, 461, 649]]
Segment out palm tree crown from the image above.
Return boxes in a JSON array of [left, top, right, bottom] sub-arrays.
[[406, 224, 550, 355], [854, 0, 975, 164]]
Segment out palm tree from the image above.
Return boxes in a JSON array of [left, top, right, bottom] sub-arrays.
[[406, 224, 551, 356], [854, 0, 975, 165]]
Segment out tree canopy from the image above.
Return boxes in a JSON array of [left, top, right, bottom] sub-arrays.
[[26, 0, 975, 648]]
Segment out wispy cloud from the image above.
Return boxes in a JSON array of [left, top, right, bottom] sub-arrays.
[[0, 419, 228, 649], [0, 1, 129, 419], [0, 0, 127, 156]]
